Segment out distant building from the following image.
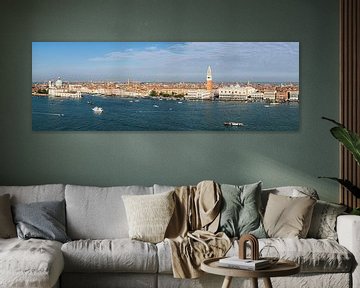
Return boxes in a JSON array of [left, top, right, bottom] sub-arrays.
[[263, 91, 276, 101], [48, 78, 81, 98], [275, 91, 288, 102], [185, 89, 212, 100], [288, 90, 299, 101], [218, 84, 256, 101], [206, 66, 213, 92], [248, 92, 264, 101]]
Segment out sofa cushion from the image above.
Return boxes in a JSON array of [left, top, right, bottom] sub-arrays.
[[0, 184, 65, 204], [218, 182, 266, 238], [261, 186, 319, 213], [12, 200, 70, 243], [158, 237, 353, 274], [122, 191, 175, 243], [0, 238, 64, 288], [235, 238, 353, 273], [261, 238, 353, 273], [307, 200, 347, 240], [61, 239, 158, 273], [0, 194, 16, 238], [263, 193, 316, 238], [65, 185, 153, 239]]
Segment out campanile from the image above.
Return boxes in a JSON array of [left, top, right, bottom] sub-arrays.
[[206, 66, 213, 92]]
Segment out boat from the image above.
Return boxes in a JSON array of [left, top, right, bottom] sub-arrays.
[[177, 101, 183, 104], [153, 105, 159, 108], [224, 121, 244, 127], [92, 106, 103, 113]]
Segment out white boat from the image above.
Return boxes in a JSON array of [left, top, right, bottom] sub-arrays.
[[224, 121, 244, 127], [153, 105, 159, 108], [92, 106, 103, 113]]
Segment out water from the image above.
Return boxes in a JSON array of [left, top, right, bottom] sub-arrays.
[[32, 95, 299, 131]]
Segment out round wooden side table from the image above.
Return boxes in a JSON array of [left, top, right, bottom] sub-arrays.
[[201, 257, 300, 288]]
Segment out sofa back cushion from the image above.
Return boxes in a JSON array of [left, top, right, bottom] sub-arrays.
[[0, 184, 65, 204], [65, 185, 154, 239], [261, 186, 319, 213]]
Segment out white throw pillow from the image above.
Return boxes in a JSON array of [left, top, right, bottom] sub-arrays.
[[122, 191, 175, 243]]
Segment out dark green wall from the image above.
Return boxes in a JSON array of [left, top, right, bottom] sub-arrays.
[[0, 0, 340, 202]]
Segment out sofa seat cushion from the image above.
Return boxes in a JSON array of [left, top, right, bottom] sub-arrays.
[[0, 238, 64, 288], [157, 238, 353, 274], [232, 238, 353, 273], [61, 239, 158, 273]]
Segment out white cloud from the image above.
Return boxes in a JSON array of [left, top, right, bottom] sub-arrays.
[[89, 42, 299, 82]]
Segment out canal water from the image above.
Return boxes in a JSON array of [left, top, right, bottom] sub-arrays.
[[32, 95, 299, 131]]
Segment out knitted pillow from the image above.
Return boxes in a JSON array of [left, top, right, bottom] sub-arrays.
[[122, 191, 175, 243]]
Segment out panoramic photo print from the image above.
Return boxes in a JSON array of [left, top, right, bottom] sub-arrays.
[[32, 42, 299, 131]]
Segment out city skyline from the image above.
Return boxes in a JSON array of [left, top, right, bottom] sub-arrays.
[[32, 42, 299, 83]]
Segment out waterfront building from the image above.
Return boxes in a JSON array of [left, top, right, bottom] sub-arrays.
[[249, 92, 264, 101], [206, 66, 213, 92], [218, 84, 256, 101], [185, 89, 212, 100], [263, 91, 276, 101], [288, 90, 299, 101], [275, 91, 288, 102], [48, 78, 81, 98]]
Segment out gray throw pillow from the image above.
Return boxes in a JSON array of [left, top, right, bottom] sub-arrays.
[[307, 200, 347, 240], [218, 182, 266, 238], [12, 200, 70, 243], [0, 194, 17, 238]]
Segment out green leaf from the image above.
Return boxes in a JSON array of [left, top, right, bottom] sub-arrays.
[[322, 117, 360, 165], [330, 126, 360, 165], [318, 177, 360, 198]]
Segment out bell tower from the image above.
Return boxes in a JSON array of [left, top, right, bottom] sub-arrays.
[[206, 66, 213, 92]]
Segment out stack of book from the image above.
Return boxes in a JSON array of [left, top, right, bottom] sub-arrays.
[[218, 257, 271, 270]]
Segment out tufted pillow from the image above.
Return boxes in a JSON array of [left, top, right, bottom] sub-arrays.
[[263, 193, 316, 238], [122, 190, 175, 243], [0, 194, 16, 238]]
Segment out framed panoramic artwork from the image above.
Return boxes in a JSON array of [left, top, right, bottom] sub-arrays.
[[32, 42, 299, 131]]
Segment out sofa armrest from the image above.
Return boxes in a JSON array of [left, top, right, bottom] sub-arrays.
[[337, 215, 360, 288]]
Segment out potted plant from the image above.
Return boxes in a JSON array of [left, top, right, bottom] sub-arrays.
[[320, 117, 360, 215]]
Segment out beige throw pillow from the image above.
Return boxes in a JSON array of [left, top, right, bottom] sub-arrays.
[[0, 194, 17, 238], [263, 193, 316, 238], [122, 191, 175, 243]]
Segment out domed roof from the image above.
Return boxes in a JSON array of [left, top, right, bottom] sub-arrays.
[[55, 78, 62, 88]]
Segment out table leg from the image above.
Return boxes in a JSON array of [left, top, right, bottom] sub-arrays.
[[221, 276, 233, 288], [251, 278, 258, 288], [263, 277, 273, 288]]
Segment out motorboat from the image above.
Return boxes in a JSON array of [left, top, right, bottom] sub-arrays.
[[92, 106, 103, 113], [224, 121, 244, 127]]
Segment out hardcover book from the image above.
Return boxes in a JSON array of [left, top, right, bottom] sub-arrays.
[[218, 257, 271, 270]]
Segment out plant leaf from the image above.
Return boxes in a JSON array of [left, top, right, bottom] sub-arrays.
[[318, 177, 360, 198], [330, 126, 360, 165]]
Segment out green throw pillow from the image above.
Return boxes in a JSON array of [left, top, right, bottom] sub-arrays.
[[218, 182, 266, 238]]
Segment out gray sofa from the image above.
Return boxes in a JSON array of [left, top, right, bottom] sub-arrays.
[[0, 184, 359, 288]]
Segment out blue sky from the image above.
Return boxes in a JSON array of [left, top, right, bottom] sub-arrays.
[[32, 42, 299, 83]]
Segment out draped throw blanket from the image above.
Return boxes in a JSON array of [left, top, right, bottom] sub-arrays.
[[165, 180, 231, 278]]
